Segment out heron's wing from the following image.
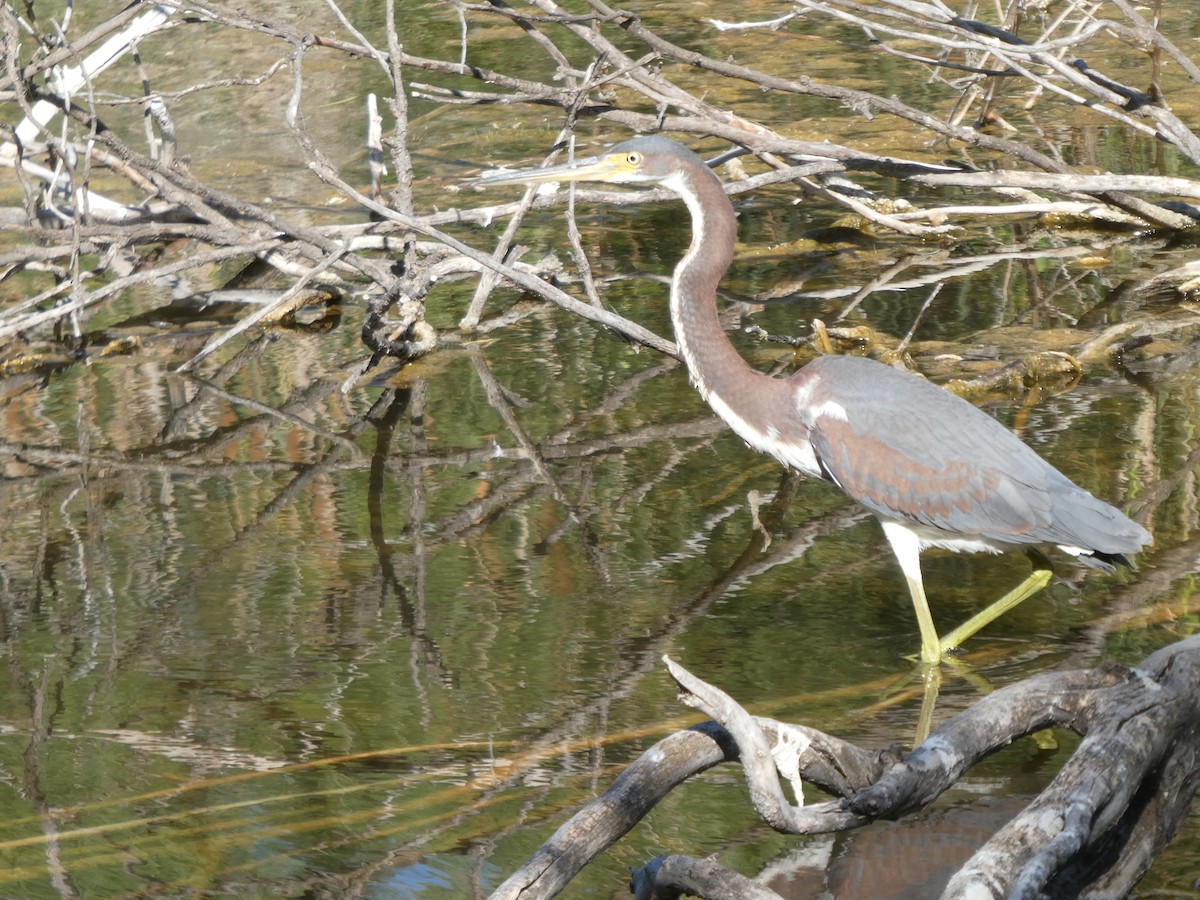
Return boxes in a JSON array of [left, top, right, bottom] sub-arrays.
[[808, 404, 1052, 542], [796, 356, 1143, 550]]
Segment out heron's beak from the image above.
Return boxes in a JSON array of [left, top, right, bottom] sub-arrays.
[[474, 152, 630, 188]]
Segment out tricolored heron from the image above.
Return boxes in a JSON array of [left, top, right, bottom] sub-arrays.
[[477, 136, 1151, 666]]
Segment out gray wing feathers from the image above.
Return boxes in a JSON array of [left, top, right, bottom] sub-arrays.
[[796, 356, 1150, 555]]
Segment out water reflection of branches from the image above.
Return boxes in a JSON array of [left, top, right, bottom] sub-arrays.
[[367, 385, 445, 726], [314, 468, 880, 898], [115, 338, 775, 717]]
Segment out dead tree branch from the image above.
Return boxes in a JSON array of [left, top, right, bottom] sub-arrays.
[[493, 637, 1200, 899], [4, 0, 1200, 386]]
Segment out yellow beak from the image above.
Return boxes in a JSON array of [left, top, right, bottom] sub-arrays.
[[474, 152, 634, 187]]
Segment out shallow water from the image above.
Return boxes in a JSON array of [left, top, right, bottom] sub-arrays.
[[2, 2, 1199, 897]]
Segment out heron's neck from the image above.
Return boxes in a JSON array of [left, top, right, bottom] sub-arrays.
[[666, 166, 789, 451]]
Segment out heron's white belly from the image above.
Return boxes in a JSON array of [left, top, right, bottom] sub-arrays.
[[889, 520, 1009, 555]]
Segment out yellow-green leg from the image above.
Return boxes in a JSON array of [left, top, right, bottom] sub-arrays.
[[909, 573, 943, 668], [882, 522, 1056, 666], [937, 566, 1053, 656], [880, 521, 945, 667]]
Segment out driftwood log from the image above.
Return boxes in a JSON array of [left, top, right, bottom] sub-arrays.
[[492, 635, 1200, 899]]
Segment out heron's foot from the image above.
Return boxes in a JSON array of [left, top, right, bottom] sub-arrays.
[[913, 641, 960, 668], [906, 651, 945, 675]]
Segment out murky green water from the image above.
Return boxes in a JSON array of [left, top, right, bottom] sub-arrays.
[[2, 2, 1199, 898]]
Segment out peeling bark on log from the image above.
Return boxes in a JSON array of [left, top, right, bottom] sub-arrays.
[[491, 637, 1200, 899], [944, 639, 1200, 898]]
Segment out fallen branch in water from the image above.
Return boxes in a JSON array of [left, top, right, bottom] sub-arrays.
[[491, 636, 1200, 899]]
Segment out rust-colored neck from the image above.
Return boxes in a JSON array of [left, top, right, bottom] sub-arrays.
[[667, 162, 791, 453]]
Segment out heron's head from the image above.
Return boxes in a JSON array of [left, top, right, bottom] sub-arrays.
[[474, 136, 699, 190]]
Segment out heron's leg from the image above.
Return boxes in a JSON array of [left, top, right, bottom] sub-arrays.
[[937, 552, 1054, 656], [879, 521, 942, 666]]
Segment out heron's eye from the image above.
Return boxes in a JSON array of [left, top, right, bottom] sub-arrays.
[[626, 152, 642, 166]]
